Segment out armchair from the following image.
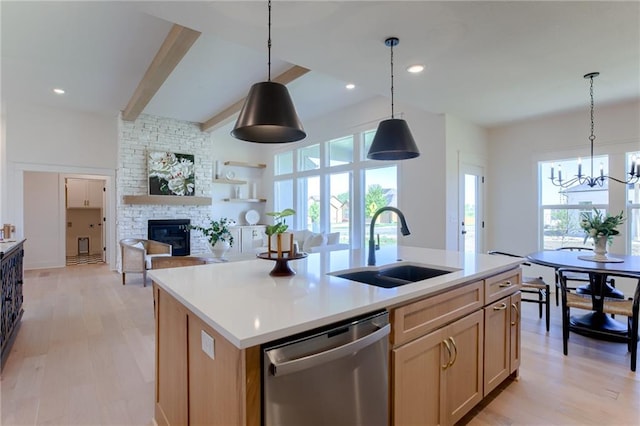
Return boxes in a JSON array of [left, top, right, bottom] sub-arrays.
[[120, 238, 172, 286]]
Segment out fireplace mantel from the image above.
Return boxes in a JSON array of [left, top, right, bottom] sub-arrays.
[[122, 195, 212, 205]]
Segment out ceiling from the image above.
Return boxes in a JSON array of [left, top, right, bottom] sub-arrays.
[[2, 1, 639, 138]]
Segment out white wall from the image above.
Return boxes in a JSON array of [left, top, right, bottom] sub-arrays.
[[487, 99, 640, 256], [444, 115, 489, 250], [23, 172, 62, 268], [263, 96, 449, 249], [3, 103, 118, 269]]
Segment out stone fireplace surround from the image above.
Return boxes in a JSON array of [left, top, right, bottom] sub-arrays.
[[116, 114, 214, 270]]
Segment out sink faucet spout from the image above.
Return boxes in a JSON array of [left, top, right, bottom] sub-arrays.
[[368, 206, 410, 266]]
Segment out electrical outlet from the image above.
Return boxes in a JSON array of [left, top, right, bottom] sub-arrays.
[[201, 330, 215, 360]]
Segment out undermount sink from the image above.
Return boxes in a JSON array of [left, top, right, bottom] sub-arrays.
[[333, 264, 456, 289]]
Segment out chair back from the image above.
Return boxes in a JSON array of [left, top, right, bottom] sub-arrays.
[[557, 268, 640, 313]]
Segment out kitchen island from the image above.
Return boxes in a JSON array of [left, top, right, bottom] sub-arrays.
[[149, 246, 523, 426]]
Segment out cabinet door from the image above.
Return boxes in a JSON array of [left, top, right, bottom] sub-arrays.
[[483, 296, 511, 396], [444, 310, 484, 425], [241, 226, 265, 253], [188, 313, 244, 425], [155, 286, 188, 426], [228, 228, 241, 255], [510, 292, 521, 374], [393, 327, 447, 426], [66, 178, 87, 208], [86, 180, 103, 208]]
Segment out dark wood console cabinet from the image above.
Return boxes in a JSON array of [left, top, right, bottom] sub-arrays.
[[1, 240, 25, 369]]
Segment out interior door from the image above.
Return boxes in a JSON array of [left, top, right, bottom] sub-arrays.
[[459, 164, 484, 253]]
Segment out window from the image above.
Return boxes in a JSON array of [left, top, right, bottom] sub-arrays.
[[329, 136, 353, 166], [539, 156, 609, 250], [330, 173, 351, 244], [299, 176, 321, 231], [275, 152, 293, 175], [273, 129, 398, 249], [298, 144, 320, 172], [364, 167, 398, 248], [539, 151, 639, 255]]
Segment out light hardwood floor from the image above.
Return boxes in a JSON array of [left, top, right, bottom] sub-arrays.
[[1, 264, 639, 425]]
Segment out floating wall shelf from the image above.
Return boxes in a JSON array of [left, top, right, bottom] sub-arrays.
[[223, 161, 266, 169], [213, 178, 247, 184], [222, 198, 266, 203], [123, 195, 212, 205]]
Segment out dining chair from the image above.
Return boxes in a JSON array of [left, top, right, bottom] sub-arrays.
[[488, 251, 550, 331], [557, 268, 639, 372], [554, 247, 616, 306]]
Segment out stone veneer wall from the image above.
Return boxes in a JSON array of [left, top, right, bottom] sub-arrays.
[[117, 114, 214, 269]]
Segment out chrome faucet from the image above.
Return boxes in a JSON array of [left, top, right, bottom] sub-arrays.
[[368, 206, 411, 266]]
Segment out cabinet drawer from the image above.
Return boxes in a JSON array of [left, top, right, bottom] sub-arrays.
[[391, 281, 484, 347], [484, 268, 521, 304]]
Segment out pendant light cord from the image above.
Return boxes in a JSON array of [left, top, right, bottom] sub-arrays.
[[267, 0, 272, 82], [390, 40, 395, 119]]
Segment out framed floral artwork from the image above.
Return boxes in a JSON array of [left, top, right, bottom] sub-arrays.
[[148, 151, 195, 196]]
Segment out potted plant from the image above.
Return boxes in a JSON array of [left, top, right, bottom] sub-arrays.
[[189, 217, 236, 258], [265, 208, 295, 256], [580, 208, 624, 260]]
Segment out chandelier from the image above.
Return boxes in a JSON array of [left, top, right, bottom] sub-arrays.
[[549, 72, 639, 188]]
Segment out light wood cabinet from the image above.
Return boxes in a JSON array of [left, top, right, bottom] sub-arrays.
[[154, 284, 260, 426], [391, 268, 521, 426], [66, 178, 103, 208], [393, 310, 484, 426], [154, 286, 188, 426], [483, 292, 521, 396]]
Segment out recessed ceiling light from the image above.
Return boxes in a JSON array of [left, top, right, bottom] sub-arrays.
[[406, 64, 425, 74], [53, 88, 65, 95], [345, 83, 355, 90]]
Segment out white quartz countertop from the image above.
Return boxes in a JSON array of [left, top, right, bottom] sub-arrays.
[[149, 247, 522, 349]]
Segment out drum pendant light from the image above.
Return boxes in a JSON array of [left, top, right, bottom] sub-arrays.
[[367, 37, 420, 160], [232, 0, 306, 143]]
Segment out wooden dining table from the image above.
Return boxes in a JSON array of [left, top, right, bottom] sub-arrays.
[[527, 250, 640, 341]]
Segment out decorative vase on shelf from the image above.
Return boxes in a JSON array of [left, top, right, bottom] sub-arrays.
[[592, 236, 608, 261], [210, 240, 230, 259]]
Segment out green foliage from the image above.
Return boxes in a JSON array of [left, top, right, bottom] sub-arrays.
[[308, 201, 320, 224], [365, 184, 388, 218], [265, 208, 296, 236], [188, 217, 235, 246], [580, 209, 625, 244]]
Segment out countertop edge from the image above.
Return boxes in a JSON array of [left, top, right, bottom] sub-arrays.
[[151, 256, 522, 349]]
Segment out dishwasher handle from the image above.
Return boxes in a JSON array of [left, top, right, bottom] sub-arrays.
[[268, 324, 390, 377]]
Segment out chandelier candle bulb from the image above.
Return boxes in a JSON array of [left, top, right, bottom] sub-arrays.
[[577, 158, 582, 177]]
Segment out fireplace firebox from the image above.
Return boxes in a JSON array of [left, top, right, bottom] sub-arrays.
[[148, 219, 190, 256]]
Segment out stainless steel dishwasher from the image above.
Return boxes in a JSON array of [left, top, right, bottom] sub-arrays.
[[263, 310, 390, 426]]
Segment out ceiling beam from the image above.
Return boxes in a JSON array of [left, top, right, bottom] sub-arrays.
[[122, 24, 201, 121], [200, 65, 310, 132]]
